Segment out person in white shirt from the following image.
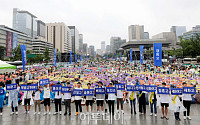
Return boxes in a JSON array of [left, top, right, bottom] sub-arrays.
[[23, 83, 33, 114], [43, 84, 51, 115], [34, 85, 41, 115], [74, 82, 82, 116], [64, 82, 72, 116], [95, 81, 105, 114], [182, 82, 192, 120], [159, 82, 170, 120], [116, 83, 125, 114], [53, 82, 62, 115], [107, 83, 116, 115], [85, 83, 94, 113]]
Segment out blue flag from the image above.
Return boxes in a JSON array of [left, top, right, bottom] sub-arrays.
[[72, 89, 82, 96], [157, 87, 169, 94], [83, 89, 94, 96], [54, 49, 56, 66], [20, 45, 26, 71], [154, 43, 162, 66], [183, 87, 196, 94], [171, 88, 182, 95], [106, 87, 116, 93], [80, 55, 82, 61], [75, 54, 77, 62], [95, 88, 105, 94], [39, 79, 49, 85], [69, 51, 72, 64], [61, 86, 72, 93], [83, 55, 85, 60], [145, 85, 157, 92], [126, 85, 136, 91], [130, 49, 133, 62], [140, 46, 144, 64], [6, 83, 17, 90], [115, 84, 125, 90]]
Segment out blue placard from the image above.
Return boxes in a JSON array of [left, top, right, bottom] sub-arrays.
[[29, 84, 38, 91], [39, 79, 49, 85], [61, 86, 72, 93], [126, 85, 136, 91], [106, 87, 116, 93], [146, 85, 157, 92], [6, 83, 17, 90], [171, 88, 182, 95], [95, 88, 105, 94], [115, 84, 125, 90], [20, 85, 30, 91], [135, 85, 146, 91], [83, 89, 94, 96], [154, 43, 162, 66], [157, 87, 170, 94], [52, 85, 62, 92], [183, 87, 196, 94], [0, 89, 4, 95], [72, 89, 83, 96]]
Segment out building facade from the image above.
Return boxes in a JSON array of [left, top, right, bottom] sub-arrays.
[[37, 20, 45, 38], [110, 37, 126, 54], [13, 8, 37, 38], [144, 32, 149, 39], [46, 22, 72, 53], [68, 26, 79, 54], [83, 43, 88, 55], [89, 45, 95, 57], [101, 41, 105, 54], [170, 26, 186, 38], [181, 25, 200, 40], [152, 32, 177, 46], [128, 25, 144, 41], [79, 34, 83, 53], [106, 45, 110, 54]]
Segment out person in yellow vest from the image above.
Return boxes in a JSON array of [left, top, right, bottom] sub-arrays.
[[129, 91, 137, 114], [149, 91, 157, 116]]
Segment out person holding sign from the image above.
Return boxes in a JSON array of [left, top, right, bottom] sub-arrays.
[[182, 82, 192, 120], [43, 84, 51, 115], [138, 91, 146, 115], [63, 82, 72, 116], [129, 90, 137, 114], [23, 84, 33, 114], [95, 81, 105, 115], [85, 83, 94, 113], [53, 82, 62, 115], [149, 91, 157, 116], [33, 84, 41, 115], [74, 82, 83, 116], [116, 83, 125, 114], [0, 82, 5, 116], [106, 83, 116, 116]]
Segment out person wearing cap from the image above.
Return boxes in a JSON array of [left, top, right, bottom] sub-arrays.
[[95, 81, 105, 115], [159, 82, 170, 120], [74, 82, 82, 116], [63, 82, 72, 116], [53, 82, 62, 115], [85, 83, 94, 114]]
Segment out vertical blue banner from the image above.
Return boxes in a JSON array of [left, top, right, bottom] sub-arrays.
[[130, 49, 133, 62], [140, 46, 144, 64], [12, 33, 18, 50], [69, 51, 72, 64], [80, 55, 82, 61], [83, 55, 85, 60], [54, 49, 56, 66], [75, 54, 77, 62], [20, 45, 26, 71], [112, 55, 113, 60], [154, 43, 162, 66]]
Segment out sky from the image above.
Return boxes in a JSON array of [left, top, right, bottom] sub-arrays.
[[0, 0, 200, 50]]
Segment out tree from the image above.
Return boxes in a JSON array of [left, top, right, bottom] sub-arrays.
[[0, 46, 6, 60], [44, 47, 50, 64], [11, 45, 22, 61]]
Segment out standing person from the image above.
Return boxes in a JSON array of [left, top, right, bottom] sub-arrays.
[[74, 82, 82, 116], [95, 81, 105, 115], [116, 83, 125, 114], [171, 94, 183, 121], [23, 87, 33, 114], [149, 91, 157, 116], [0, 82, 5, 116], [107, 83, 116, 116], [53, 82, 62, 115], [33, 85, 41, 115], [85, 83, 94, 114], [182, 82, 192, 120], [63, 82, 72, 116], [129, 91, 137, 114], [43, 84, 51, 115], [138, 91, 146, 115], [160, 82, 170, 120]]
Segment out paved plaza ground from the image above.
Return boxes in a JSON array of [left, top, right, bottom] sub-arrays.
[[0, 103, 199, 125]]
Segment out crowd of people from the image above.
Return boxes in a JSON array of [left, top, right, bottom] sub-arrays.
[[0, 61, 200, 122]]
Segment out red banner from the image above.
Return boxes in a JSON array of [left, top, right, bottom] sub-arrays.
[[7, 31, 13, 57]]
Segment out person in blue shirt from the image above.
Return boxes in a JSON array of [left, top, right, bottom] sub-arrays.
[[0, 82, 5, 116]]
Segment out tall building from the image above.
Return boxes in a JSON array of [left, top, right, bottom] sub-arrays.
[[83, 43, 88, 55], [181, 25, 200, 40], [170, 26, 186, 38], [106, 45, 110, 54], [13, 8, 37, 38], [46, 22, 72, 53], [37, 20, 45, 38], [68, 26, 79, 54], [144, 32, 149, 39], [110, 37, 126, 54], [101, 41, 105, 54], [89, 45, 95, 57], [79, 34, 83, 53], [152, 32, 177, 45], [96, 49, 103, 56], [128, 25, 144, 41]]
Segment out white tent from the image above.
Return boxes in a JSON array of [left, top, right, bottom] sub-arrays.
[[0, 60, 16, 73]]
